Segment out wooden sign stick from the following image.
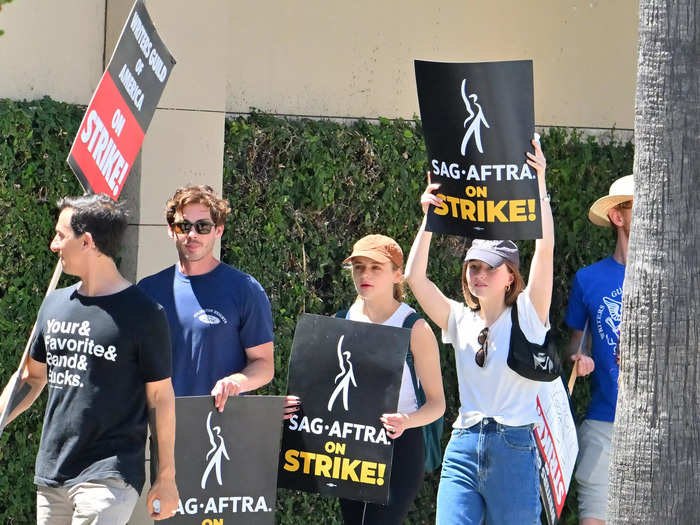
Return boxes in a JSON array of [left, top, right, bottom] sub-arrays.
[[0, 260, 63, 434], [567, 320, 589, 394]]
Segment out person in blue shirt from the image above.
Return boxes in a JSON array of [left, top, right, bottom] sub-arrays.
[[565, 175, 634, 525], [138, 185, 274, 410]]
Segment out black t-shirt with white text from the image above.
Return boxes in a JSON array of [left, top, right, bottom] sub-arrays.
[[30, 284, 172, 492]]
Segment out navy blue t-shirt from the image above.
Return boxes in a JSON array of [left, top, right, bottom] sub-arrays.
[[138, 263, 274, 396], [565, 256, 625, 422]]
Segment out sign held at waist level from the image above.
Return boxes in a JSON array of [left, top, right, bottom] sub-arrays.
[[278, 314, 410, 505], [166, 395, 285, 524]]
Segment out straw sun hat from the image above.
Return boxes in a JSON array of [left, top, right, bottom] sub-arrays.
[[588, 175, 634, 227]]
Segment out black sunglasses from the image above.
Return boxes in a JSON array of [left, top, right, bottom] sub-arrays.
[[475, 327, 489, 367], [171, 219, 215, 235]]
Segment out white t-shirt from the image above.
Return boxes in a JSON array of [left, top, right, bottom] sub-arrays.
[[442, 292, 549, 428], [347, 301, 419, 414]]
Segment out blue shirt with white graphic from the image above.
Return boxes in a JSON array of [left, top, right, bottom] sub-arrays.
[[566, 256, 625, 422], [138, 263, 273, 396]]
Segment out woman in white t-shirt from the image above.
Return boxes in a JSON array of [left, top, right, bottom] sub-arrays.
[[335, 234, 445, 524], [405, 137, 553, 524]]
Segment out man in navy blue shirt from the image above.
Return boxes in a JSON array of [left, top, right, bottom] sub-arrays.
[[138, 185, 274, 410], [565, 175, 634, 525]]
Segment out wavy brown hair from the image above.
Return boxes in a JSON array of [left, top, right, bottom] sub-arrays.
[[165, 185, 231, 227], [461, 260, 525, 311]]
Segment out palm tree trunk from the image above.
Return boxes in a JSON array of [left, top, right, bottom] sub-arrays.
[[608, 0, 699, 523]]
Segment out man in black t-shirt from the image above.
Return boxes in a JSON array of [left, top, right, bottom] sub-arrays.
[[0, 194, 179, 523]]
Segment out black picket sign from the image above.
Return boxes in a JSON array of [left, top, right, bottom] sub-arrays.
[[415, 59, 541, 240], [278, 314, 410, 504], [166, 396, 285, 524]]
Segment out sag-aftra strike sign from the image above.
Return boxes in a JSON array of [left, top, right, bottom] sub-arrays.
[[167, 396, 285, 525], [278, 315, 409, 505], [67, 0, 175, 199], [415, 60, 541, 240]]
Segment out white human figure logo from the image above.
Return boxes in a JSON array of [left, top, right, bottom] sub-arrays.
[[460, 79, 490, 155], [200, 411, 230, 490], [327, 335, 357, 412]]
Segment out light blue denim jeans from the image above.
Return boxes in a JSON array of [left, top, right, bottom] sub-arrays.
[[436, 418, 541, 525]]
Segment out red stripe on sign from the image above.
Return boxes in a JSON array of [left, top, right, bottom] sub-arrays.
[[68, 71, 145, 199], [534, 396, 567, 516]]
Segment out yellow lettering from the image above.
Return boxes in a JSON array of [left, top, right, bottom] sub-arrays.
[[299, 451, 315, 474], [477, 200, 485, 222], [486, 200, 508, 222], [445, 195, 460, 217], [509, 200, 528, 222], [460, 199, 476, 220], [433, 194, 449, 215], [283, 449, 300, 472], [360, 461, 377, 485], [324, 441, 346, 455], [376, 463, 386, 486], [314, 453, 333, 477], [341, 458, 361, 482], [465, 185, 487, 198], [333, 455, 342, 478]]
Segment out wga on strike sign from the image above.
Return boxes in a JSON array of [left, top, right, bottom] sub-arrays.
[[68, 0, 175, 199], [415, 60, 541, 240]]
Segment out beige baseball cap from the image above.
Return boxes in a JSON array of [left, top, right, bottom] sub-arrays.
[[343, 234, 403, 267]]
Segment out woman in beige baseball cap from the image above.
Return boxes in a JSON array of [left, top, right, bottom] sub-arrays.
[[335, 233, 446, 525]]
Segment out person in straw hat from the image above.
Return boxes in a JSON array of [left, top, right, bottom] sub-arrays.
[[564, 174, 634, 525]]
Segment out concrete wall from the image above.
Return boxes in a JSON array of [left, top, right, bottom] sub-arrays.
[[226, 1, 638, 130], [0, 0, 105, 104]]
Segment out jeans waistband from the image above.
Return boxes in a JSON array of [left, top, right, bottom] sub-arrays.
[[459, 418, 534, 434]]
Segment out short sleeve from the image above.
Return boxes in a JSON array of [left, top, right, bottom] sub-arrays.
[[139, 304, 172, 382], [238, 277, 274, 350], [441, 299, 468, 348], [29, 327, 46, 363], [565, 271, 587, 331], [29, 297, 50, 363], [516, 292, 549, 345]]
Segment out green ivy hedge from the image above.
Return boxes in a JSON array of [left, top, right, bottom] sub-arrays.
[[0, 97, 633, 524], [0, 97, 83, 523]]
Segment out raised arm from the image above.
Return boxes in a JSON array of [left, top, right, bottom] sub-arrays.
[[525, 137, 554, 325], [0, 357, 47, 427], [404, 183, 453, 331], [380, 319, 445, 438], [145, 378, 179, 520]]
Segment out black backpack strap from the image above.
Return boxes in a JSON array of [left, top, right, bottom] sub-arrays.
[[402, 312, 425, 404], [510, 300, 520, 333], [403, 312, 421, 372], [402, 312, 421, 330]]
